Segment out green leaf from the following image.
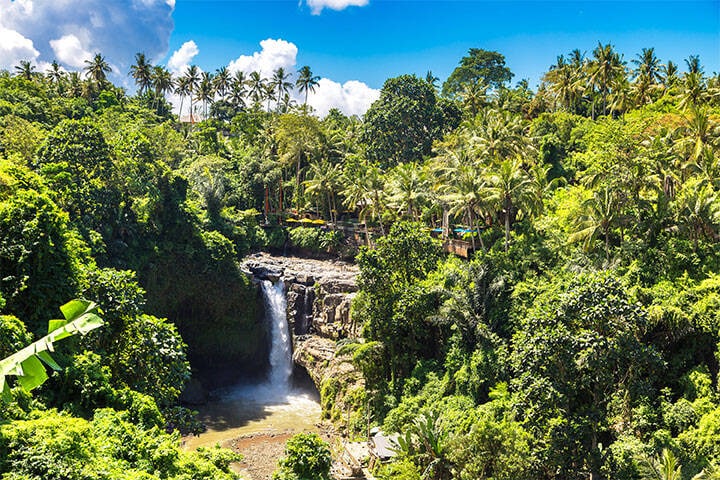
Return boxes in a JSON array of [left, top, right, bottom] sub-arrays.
[[1, 299, 104, 401], [59, 299, 93, 322], [16, 355, 48, 391], [36, 351, 61, 371], [47, 319, 67, 334]]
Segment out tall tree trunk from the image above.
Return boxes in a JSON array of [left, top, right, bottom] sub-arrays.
[[604, 229, 610, 262], [295, 153, 302, 214], [505, 212, 510, 252]]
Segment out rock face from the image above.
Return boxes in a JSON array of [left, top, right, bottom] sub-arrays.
[[242, 253, 364, 430], [242, 252, 359, 341]]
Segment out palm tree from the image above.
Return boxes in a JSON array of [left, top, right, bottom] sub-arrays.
[[183, 65, 200, 122], [228, 83, 247, 111], [469, 109, 529, 161], [247, 71, 267, 106], [151, 65, 174, 110], [45, 61, 64, 92], [425, 70, 440, 90], [263, 83, 276, 112], [676, 180, 720, 251], [175, 76, 192, 120], [271, 67, 293, 111], [342, 163, 387, 240], [436, 153, 488, 251], [632, 48, 661, 85], [568, 187, 620, 261], [14, 60, 36, 80], [84, 53, 111, 84], [675, 107, 720, 184], [685, 55, 703, 75], [304, 160, 342, 224], [296, 65, 320, 107], [487, 157, 536, 252], [66, 72, 83, 97], [195, 72, 214, 120], [387, 162, 428, 221], [588, 42, 625, 117], [640, 448, 682, 480], [213, 66, 231, 100], [679, 72, 708, 110], [460, 81, 488, 118], [129, 52, 153, 94], [661, 61, 680, 91]]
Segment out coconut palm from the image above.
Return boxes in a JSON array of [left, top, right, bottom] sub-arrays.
[[195, 72, 214, 120], [675, 107, 720, 185], [632, 48, 661, 85], [175, 76, 192, 120], [487, 157, 537, 252], [587, 42, 625, 117], [304, 160, 342, 224], [129, 52, 153, 94], [183, 65, 200, 122], [14, 60, 36, 80], [66, 72, 83, 97], [425, 70, 440, 90], [460, 81, 488, 118], [679, 72, 708, 110], [151, 65, 174, 110], [296, 65, 320, 107], [213, 66, 231, 100], [271, 67, 293, 111], [247, 71, 267, 106], [342, 162, 387, 240], [568, 186, 620, 261], [84, 53, 111, 84], [436, 152, 489, 251], [228, 83, 247, 111], [387, 162, 429, 221], [685, 55, 703, 75], [45, 61, 65, 92]]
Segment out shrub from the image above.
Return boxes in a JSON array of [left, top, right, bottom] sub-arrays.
[[273, 433, 332, 480]]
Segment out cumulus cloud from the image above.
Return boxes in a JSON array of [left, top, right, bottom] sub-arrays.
[[228, 38, 298, 77], [49, 34, 92, 69], [167, 40, 199, 74], [305, 0, 369, 15], [0, 0, 174, 82], [0, 25, 39, 69], [222, 38, 379, 117], [308, 78, 379, 117]]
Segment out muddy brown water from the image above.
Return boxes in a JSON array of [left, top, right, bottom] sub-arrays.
[[182, 384, 322, 451]]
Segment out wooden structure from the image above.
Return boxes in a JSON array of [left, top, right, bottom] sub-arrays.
[[442, 239, 475, 258]]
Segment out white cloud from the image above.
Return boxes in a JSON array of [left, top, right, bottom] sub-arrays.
[[228, 38, 298, 77], [222, 38, 378, 117], [167, 40, 199, 74], [305, 0, 369, 15], [308, 78, 379, 117], [0, 0, 174, 82], [49, 34, 92, 69], [0, 25, 39, 69]]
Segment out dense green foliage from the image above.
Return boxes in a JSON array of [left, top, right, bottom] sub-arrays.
[[272, 433, 332, 480], [1, 43, 719, 479]]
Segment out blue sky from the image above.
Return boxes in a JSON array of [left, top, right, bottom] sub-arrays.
[[166, 0, 720, 89], [0, 0, 717, 115]]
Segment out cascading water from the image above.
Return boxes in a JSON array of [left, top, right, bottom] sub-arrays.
[[261, 279, 293, 392], [183, 262, 327, 451]]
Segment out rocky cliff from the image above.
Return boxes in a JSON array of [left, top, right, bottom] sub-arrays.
[[242, 253, 365, 430]]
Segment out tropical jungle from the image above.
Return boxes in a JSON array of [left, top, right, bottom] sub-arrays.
[[1, 43, 720, 480]]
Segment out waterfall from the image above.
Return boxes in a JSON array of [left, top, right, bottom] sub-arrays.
[[261, 279, 293, 392]]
